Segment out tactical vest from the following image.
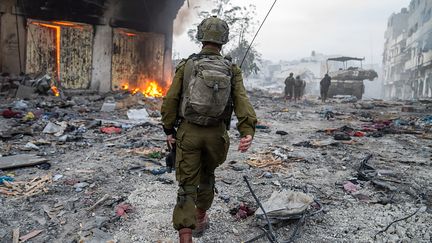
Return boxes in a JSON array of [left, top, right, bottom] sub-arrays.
[[180, 54, 233, 126]]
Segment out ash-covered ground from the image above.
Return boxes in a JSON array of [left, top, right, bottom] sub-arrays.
[[0, 92, 431, 243]]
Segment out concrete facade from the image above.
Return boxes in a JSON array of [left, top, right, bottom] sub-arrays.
[[90, 25, 113, 93], [383, 0, 432, 99]]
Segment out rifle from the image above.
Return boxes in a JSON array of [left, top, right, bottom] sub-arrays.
[[165, 141, 176, 173]]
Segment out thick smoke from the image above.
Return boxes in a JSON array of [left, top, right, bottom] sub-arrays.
[[173, 0, 205, 36]]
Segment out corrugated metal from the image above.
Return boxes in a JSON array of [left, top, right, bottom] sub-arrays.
[[25, 22, 57, 79], [25, 19, 93, 89], [60, 25, 93, 89], [111, 28, 165, 90]]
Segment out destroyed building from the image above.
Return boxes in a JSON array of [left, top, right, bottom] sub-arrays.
[[383, 0, 432, 99], [0, 0, 184, 94]]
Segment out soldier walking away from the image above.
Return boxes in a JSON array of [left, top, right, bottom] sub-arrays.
[[294, 75, 304, 101], [284, 72, 295, 100], [161, 16, 257, 243], [320, 74, 331, 102]]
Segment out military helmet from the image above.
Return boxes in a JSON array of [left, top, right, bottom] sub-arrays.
[[196, 16, 229, 45], [289, 72, 294, 76]]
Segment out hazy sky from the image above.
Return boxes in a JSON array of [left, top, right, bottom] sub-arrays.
[[173, 0, 412, 64]]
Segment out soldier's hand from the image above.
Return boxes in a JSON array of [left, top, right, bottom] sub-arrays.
[[238, 135, 253, 153], [167, 134, 176, 150]]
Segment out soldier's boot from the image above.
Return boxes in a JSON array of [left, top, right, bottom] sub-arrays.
[[179, 228, 193, 243], [192, 208, 209, 237]]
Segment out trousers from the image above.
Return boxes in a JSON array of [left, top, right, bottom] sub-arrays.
[[172, 121, 229, 230]]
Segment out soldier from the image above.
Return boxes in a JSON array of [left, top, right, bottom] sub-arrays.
[[284, 72, 295, 100], [161, 16, 257, 243], [320, 74, 331, 102], [294, 75, 304, 101]]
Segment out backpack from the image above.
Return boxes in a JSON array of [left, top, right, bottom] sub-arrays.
[[180, 54, 233, 126]]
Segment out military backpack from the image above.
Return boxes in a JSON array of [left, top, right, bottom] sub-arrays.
[[180, 54, 233, 126]]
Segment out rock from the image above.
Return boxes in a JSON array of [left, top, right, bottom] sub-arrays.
[[25, 142, 40, 150], [388, 234, 399, 242], [272, 180, 281, 187], [232, 228, 239, 235], [100, 102, 116, 112], [423, 232, 430, 241], [230, 162, 250, 171], [263, 172, 273, 178], [396, 226, 406, 238], [74, 182, 89, 192], [218, 194, 230, 203], [82, 216, 109, 231]]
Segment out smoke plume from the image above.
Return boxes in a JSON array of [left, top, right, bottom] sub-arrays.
[[173, 0, 205, 36]]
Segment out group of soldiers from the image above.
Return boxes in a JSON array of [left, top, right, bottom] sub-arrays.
[[284, 73, 332, 102], [284, 72, 306, 101]]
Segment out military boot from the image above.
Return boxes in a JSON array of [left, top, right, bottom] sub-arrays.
[[193, 208, 209, 237], [179, 228, 193, 243]]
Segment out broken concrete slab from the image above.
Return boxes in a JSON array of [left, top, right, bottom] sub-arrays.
[[15, 85, 36, 99]]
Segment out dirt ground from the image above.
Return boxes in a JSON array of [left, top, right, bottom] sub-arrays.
[[0, 92, 431, 243]]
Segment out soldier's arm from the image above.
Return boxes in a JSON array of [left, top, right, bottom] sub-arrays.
[[161, 61, 185, 135], [231, 65, 257, 137]]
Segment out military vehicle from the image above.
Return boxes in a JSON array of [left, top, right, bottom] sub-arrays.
[[326, 56, 378, 99]]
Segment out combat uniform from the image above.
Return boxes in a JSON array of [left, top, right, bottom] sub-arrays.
[[320, 75, 331, 102], [161, 47, 257, 231], [294, 76, 305, 100], [284, 75, 295, 99]]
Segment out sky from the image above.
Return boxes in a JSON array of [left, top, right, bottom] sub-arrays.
[[172, 0, 412, 64]]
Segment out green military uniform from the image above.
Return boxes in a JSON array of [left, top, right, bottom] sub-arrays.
[[284, 74, 295, 99], [161, 47, 257, 230]]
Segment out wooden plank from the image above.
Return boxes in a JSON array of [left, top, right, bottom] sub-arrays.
[[12, 228, 19, 243], [19, 230, 43, 242], [0, 154, 48, 170]]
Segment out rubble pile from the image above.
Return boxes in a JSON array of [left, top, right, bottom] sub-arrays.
[[0, 91, 431, 242]]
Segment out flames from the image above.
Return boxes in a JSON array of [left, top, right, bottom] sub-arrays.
[[121, 80, 164, 97], [51, 86, 60, 97]]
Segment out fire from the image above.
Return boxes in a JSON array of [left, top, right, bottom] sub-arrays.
[[143, 81, 163, 97], [120, 80, 164, 97], [51, 86, 60, 97]]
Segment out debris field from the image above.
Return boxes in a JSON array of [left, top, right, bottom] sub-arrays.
[[0, 91, 431, 243]]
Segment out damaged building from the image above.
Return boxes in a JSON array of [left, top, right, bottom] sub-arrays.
[[383, 0, 432, 99], [0, 0, 184, 94]]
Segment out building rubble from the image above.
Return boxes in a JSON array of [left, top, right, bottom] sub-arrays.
[[0, 89, 431, 242]]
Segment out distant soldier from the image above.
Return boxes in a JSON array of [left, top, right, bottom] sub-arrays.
[[284, 72, 295, 100], [294, 75, 305, 101], [320, 74, 331, 102]]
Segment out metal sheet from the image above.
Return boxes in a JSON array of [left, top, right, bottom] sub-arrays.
[[60, 24, 93, 89], [25, 22, 57, 79], [25, 19, 93, 89], [111, 28, 165, 90]]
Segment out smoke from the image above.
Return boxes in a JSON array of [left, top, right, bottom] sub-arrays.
[[173, 0, 205, 36]]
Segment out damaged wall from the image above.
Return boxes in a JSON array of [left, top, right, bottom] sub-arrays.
[[111, 29, 165, 90], [383, 0, 432, 99], [1, 0, 184, 93], [0, 0, 26, 74]]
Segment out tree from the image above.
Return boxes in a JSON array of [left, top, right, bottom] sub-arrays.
[[227, 39, 261, 77], [187, 0, 261, 77]]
